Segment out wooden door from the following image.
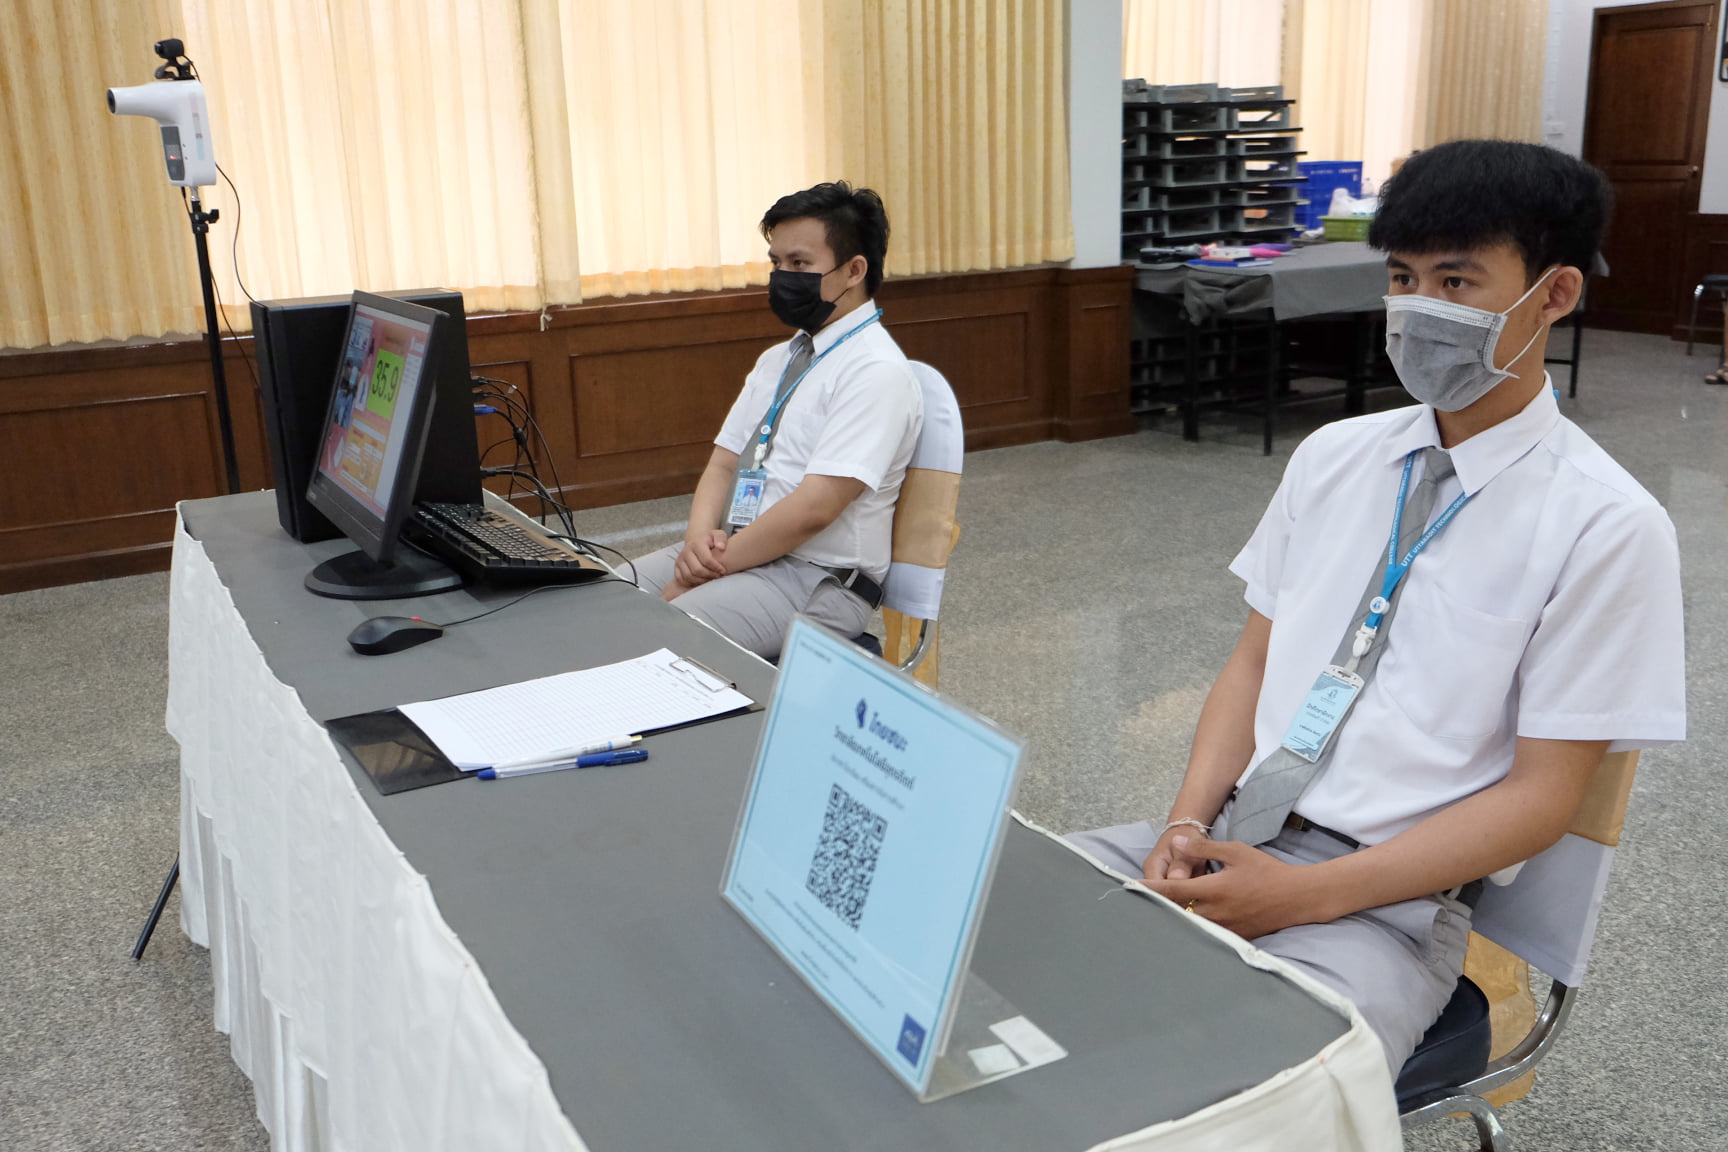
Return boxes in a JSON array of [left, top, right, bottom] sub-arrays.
[[1583, 1, 1717, 333]]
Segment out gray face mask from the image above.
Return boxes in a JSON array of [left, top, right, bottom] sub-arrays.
[[1383, 267, 1556, 411]]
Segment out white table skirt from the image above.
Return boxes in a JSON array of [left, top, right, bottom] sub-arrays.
[[165, 512, 1398, 1152], [167, 517, 587, 1152]]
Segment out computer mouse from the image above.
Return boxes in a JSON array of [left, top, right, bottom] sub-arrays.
[[347, 615, 445, 656]]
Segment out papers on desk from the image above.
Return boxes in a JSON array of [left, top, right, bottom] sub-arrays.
[[399, 648, 752, 770]]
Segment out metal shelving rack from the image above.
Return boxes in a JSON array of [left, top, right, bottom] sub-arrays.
[[1120, 81, 1305, 260]]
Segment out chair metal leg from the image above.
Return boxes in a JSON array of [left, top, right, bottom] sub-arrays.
[[1401, 1092, 1508, 1152], [1455, 1094, 1510, 1152], [131, 855, 180, 960], [1688, 284, 1704, 356]]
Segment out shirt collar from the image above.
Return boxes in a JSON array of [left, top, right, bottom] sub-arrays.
[[809, 298, 879, 352], [1379, 374, 1561, 495]]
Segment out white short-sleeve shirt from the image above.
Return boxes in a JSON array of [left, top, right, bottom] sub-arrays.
[[716, 302, 923, 579], [1229, 382, 1686, 846]]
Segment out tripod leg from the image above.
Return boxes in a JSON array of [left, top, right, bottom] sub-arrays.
[[131, 855, 180, 961]]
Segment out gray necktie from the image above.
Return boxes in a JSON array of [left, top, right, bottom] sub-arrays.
[[1224, 446, 1458, 848], [744, 333, 813, 467], [730, 333, 815, 531]]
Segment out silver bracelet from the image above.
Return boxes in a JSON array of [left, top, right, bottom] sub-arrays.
[[1160, 818, 1212, 838]]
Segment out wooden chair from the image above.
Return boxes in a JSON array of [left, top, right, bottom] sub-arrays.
[[877, 361, 963, 688], [1396, 749, 1641, 1149]]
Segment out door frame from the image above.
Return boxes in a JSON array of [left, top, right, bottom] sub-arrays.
[[1582, 0, 1721, 335]]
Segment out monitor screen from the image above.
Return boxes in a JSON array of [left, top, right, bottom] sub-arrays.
[[305, 292, 445, 565]]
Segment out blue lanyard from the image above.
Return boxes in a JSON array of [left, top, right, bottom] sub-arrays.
[[1364, 451, 1471, 632], [750, 309, 883, 469]]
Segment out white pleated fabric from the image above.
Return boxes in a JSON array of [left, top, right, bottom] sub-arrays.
[[1026, 814, 1404, 1152], [166, 514, 587, 1152]]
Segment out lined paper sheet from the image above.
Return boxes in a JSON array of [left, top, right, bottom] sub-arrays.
[[399, 648, 752, 770]]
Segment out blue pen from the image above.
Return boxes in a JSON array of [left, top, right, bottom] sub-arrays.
[[478, 748, 647, 780]]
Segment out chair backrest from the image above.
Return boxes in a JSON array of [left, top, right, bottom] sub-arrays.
[[1471, 750, 1639, 987], [882, 362, 963, 621]]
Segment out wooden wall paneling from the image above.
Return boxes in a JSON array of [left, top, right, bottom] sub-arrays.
[[0, 266, 1134, 593], [466, 328, 544, 505], [0, 338, 270, 591], [1051, 266, 1136, 441], [890, 296, 1047, 448], [559, 297, 784, 510]]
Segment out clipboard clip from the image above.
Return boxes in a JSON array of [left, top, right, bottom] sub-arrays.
[[669, 656, 735, 693]]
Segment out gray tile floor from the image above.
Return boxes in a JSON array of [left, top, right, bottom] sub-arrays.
[[3, 328, 1725, 1150]]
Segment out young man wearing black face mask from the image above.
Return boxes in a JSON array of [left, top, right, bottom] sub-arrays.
[[634, 182, 923, 659], [1069, 141, 1685, 1079]]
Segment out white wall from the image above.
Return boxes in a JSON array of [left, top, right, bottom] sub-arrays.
[[1543, 0, 1728, 213], [1068, 0, 1125, 268]]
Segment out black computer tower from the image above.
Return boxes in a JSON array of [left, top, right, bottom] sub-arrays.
[[251, 288, 483, 542]]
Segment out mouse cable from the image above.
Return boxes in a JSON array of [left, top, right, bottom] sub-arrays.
[[428, 576, 632, 632], [545, 532, 638, 588], [389, 536, 633, 626]]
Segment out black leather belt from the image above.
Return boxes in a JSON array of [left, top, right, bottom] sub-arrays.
[[1283, 811, 1360, 850], [818, 565, 884, 611], [1280, 813, 1484, 909]]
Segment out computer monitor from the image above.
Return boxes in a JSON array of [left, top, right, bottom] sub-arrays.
[[302, 291, 464, 600], [251, 288, 482, 545]]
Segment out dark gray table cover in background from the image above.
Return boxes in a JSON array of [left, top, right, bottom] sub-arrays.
[[179, 493, 1351, 1152], [1135, 241, 1388, 324]]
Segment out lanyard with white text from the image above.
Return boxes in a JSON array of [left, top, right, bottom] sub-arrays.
[[749, 309, 883, 470], [1343, 450, 1471, 674]]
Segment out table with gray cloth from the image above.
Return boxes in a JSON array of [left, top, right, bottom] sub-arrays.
[[1132, 242, 1394, 454], [170, 492, 1391, 1151], [1134, 241, 1389, 326]]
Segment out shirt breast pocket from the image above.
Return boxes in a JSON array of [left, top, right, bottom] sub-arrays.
[[1381, 578, 1532, 741]]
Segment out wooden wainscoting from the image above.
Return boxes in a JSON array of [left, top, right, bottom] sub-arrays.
[[0, 264, 1132, 593]]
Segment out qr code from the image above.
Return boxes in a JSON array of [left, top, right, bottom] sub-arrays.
[[806, 784, 889, 929]]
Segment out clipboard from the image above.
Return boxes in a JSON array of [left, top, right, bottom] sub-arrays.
[[327, 653, 760, 796]]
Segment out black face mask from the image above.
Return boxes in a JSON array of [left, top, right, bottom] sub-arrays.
[[768, 268, 840, 332]]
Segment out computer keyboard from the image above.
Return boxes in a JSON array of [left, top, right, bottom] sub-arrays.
[[409, 502, 607, 585]]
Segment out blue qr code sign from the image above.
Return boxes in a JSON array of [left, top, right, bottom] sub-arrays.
[[806, 783, 889, 929], [897, 1014, 927, 1065]]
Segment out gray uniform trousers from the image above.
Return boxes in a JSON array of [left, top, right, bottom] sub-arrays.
[[634, 543, 872, 660], [1065, 811, 1472, 1079]]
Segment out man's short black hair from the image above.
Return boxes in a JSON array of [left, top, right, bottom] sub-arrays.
[[761, 181, 890, 296], [1369, 140, 1612, 280]]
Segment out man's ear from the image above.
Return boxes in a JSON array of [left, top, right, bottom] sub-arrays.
[[1541, 266, 1586, 325], [845, 253, 869, 292]]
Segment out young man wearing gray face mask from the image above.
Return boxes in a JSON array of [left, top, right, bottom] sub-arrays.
[[1069, 140, 1686, 1078], [633, 182, 923, 659]]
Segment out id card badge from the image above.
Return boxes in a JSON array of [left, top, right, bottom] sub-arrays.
[[1281, 665, 1364, 763], [728, 468, 768, 528]]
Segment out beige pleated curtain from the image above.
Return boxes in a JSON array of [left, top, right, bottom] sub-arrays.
[[1122, 0, 1286, 91], [0, 0, 202, 347], [1126, 0, 1547, 184], [1, 0, 1073, 348], [821, 0, 1072, 276], [1286, 0, 1546, 173]]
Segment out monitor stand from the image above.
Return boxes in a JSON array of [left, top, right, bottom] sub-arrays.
[[304, 548, 464, 600]]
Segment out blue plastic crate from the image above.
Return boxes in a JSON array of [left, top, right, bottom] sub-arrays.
[[1296, 161, 1362, 230]]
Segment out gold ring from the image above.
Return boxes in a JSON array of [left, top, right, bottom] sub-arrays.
[[1185, 899, 1197, 913]]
